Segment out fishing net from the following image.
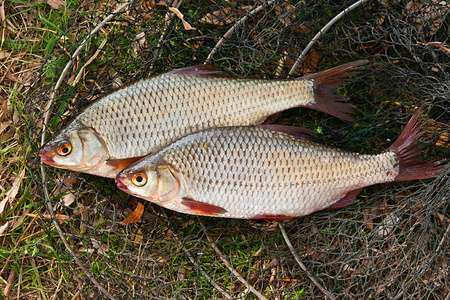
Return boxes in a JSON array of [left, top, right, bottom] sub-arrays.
[[26, 0, 449, 299]]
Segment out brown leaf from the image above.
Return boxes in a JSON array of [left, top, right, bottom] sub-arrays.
[[47, 0, 64, 10], [200, 6, 253, 25], [12, 108, 19, 124], [122, 202, 144, 224], [0, 1, 5, 23], [133, 32, 148, 56], [4, 269, 16, 297], [3, 169, 26, 207], [0, 51, 10, 60], [168, 7, 196, 30], [0, 222, 9, 236], [10, 208, 30, 231], [0, 99, 7, 122]]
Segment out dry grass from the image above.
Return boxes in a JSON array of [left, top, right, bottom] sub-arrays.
[[0, 0, 80, 298]]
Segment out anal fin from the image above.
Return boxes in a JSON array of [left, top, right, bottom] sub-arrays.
[[251, 214, 294, 221], [323, 188, 362, 211], [181, 197, 227, 216]]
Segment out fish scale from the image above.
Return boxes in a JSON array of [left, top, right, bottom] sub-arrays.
[[40, 61, 369, 178], [118, 127, 400, 219], [79, 73, 315, 159]]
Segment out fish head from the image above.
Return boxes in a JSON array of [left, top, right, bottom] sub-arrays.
[[116, 160, 181, 204], [38, 124, 109, 173]]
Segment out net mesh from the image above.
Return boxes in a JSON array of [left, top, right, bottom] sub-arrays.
[[26, 0, 449, 299]]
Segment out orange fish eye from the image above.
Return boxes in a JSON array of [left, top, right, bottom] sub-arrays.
[[58, 143, 72, 156], [132, 173, 147, 187]]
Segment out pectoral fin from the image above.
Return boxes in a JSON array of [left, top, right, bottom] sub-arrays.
[[181, 197, 228, 216], [106, 156, 144, 172]]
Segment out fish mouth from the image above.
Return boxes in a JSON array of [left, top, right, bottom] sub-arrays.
[[115, 173, 131, 193], [38, 148, 56, 165]]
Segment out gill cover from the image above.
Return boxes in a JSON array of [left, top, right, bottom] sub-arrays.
[[38, 124, 108, 173], [116, 164, 181, 203]]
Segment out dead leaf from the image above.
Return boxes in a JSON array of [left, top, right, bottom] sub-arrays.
[[122, 202, 144, 224], [168, 7, 196, 30], [47, 0, 64, 10], [200, 6, 253, 25], [0, 222, 9, 236], [0, 51, 10, 60], [0, 198, 7, 216], [12, 108, 19, 124], [374, 213, 401, 237], [61, 193, 75, 207], [133, 32, 148, 56], [10, 207, 30, 231], [4, 269, 16, 297], [0, 1, 5, 23], [0, 100, 7, 122], [132, 228, 144, 243], [3, 169, 26, 205]]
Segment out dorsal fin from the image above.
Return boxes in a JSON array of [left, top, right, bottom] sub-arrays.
[[168, 65, 229, 77], [260, 124, 315, 140]]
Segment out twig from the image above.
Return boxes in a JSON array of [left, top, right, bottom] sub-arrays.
[[278, 223, 336, 300], [436, 212, 450, 254], [198, 217, 269, 300], [165, 214, 233, 299], [289, 0, 371, 76], [149, 0, 185, 70], [39, 4, 133, 300], [204, 0, 276, 64], [70, 34, 108, 86]]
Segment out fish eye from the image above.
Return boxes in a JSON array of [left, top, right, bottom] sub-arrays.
[[58, 143, 72, 156], [132, 173, 147, 187]]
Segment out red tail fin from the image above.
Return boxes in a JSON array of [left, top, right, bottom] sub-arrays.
[[302, 60, 368, 121], [387, 105, 443, 182]]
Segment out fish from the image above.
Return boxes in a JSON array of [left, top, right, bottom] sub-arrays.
[[38, 61, 367, 178], [115, 106, 444, 220]]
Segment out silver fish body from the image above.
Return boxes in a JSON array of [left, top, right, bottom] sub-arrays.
[[116, 126, 401, 219], [39, 62, 366, 178]]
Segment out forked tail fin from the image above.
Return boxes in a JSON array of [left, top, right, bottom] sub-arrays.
[[386, 105, 444, 182], [301, 60, 368, 121]]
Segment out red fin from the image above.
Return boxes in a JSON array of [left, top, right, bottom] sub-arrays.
[[386, 105, 444, 182], [169, 65, 229, 77], [260, 124, 314, 140], [106, 156, 144, 171], [323, 189, 362, 211], [302, 60, 368, 121], [181, 197, 227, 215], [251, 214, 294, 221]]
